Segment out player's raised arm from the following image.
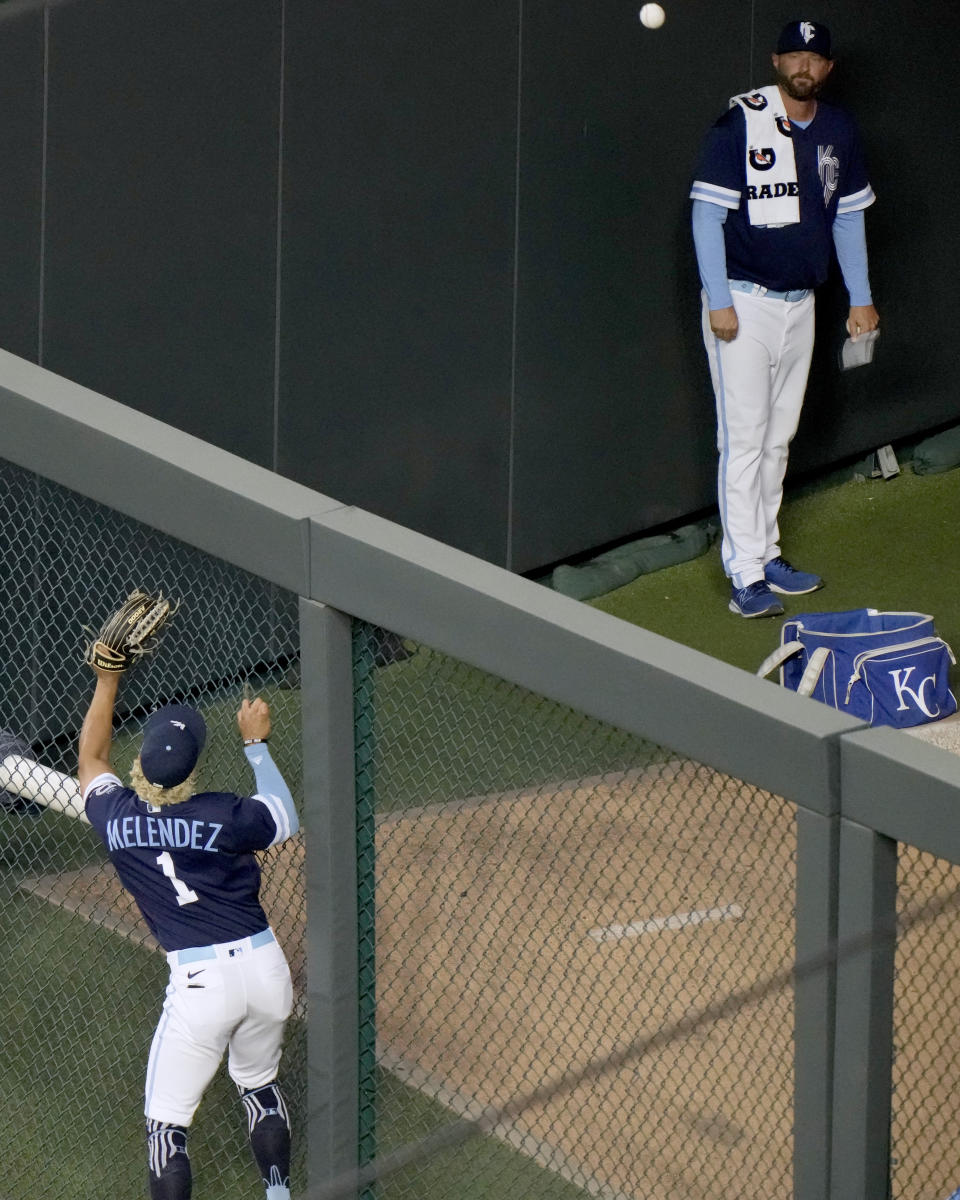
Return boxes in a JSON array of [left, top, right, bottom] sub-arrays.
[[77, 669, 121, 794], [237, 697, 300, 842], [78, 588, 178, 795]]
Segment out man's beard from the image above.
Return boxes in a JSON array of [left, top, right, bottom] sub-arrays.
[[776, 70, 823, 102]]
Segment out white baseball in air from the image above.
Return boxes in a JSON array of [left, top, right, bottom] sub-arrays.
[[639, 3, 665, 28]]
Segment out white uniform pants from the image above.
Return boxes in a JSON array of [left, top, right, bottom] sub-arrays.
[[144, 928, 293, 1127], [701, 286, 815, 588]]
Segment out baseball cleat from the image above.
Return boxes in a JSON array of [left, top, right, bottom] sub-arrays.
[[763, 556, 824, 594], [729, 580, 785, 618]]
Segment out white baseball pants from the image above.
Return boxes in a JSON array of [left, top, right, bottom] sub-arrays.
[[701, 285, 815, 588], [144, 929, 293, 1127]]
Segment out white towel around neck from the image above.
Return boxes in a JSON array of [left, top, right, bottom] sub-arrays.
[[730, 85, 799, 227]]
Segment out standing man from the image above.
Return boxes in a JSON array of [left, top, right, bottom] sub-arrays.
[[78, 665, 300, 1200], [690, 20, 880, 617]]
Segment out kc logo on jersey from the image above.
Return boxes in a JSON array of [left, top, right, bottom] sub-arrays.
[[748, 147, 776, 171], [818, 144, 839, 206]]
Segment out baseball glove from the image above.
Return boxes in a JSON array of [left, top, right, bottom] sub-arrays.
[[84, 588, 178, 673]]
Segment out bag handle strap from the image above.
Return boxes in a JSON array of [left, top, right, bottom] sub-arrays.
[[756, 640, 803, 680], [756, 641, 832, 698], [796, 646, 832, 697]]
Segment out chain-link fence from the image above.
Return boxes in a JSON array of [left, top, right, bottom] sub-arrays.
[[8, 392, 960, 1200], [891, 846, 960, 1200], [352, 619, 799, 1200], [0, 457, 306, 1199]]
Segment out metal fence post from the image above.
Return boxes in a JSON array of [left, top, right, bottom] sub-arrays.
[[830, 818, 898, 1200], [301, 598, 360, 1198], [794, 806, 841, 1200], [352, 621, 377, 1200]]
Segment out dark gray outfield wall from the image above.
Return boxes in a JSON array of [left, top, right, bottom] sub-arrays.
[[1, 0, 958, 573]]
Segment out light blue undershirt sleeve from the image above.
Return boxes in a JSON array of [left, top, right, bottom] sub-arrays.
[[244, 742, 300, 840], [691, 199, 733, 310], [832, 209, 873, 307]]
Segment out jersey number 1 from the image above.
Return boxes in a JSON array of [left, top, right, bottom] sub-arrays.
[[156, 851, 199, 906]]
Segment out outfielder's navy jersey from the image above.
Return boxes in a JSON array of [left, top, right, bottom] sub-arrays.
[[85, 772, 290, 951], [691, 101, 874, 292]]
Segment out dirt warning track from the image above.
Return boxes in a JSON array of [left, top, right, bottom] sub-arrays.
[[374, 761, 797, 1200]]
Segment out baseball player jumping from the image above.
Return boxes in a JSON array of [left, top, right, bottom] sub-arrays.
[[78, 666, 300, 1200], [690, 19, 880, 617]]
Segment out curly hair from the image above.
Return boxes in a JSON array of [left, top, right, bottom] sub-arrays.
[[129, 757, 198, 808]]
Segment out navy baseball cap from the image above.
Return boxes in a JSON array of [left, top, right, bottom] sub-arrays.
[[140, 705, 206, 787], [776, 20, 832, 58]]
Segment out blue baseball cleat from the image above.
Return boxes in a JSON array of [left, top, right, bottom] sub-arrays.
[[729, 581, 785, 618], [763, 556, 824, 595]]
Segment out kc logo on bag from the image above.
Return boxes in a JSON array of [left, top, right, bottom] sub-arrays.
[[889, 666, 944, 719]]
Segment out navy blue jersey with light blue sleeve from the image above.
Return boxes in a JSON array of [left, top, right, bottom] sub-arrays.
[[690, 100, 874, 292], [84, 774, 295, 951]]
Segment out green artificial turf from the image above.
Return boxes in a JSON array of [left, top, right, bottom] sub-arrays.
[[374, 1070, 587, 1200], [0, 887, 288, 1200], [591, 464, 960, 682], [361, 642, 663, 813]]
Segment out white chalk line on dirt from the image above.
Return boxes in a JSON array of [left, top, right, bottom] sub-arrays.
[[588, 904, 744, 943]]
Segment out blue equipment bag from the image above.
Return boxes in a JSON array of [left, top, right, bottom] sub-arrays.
[[757, 609, 957, 728]]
